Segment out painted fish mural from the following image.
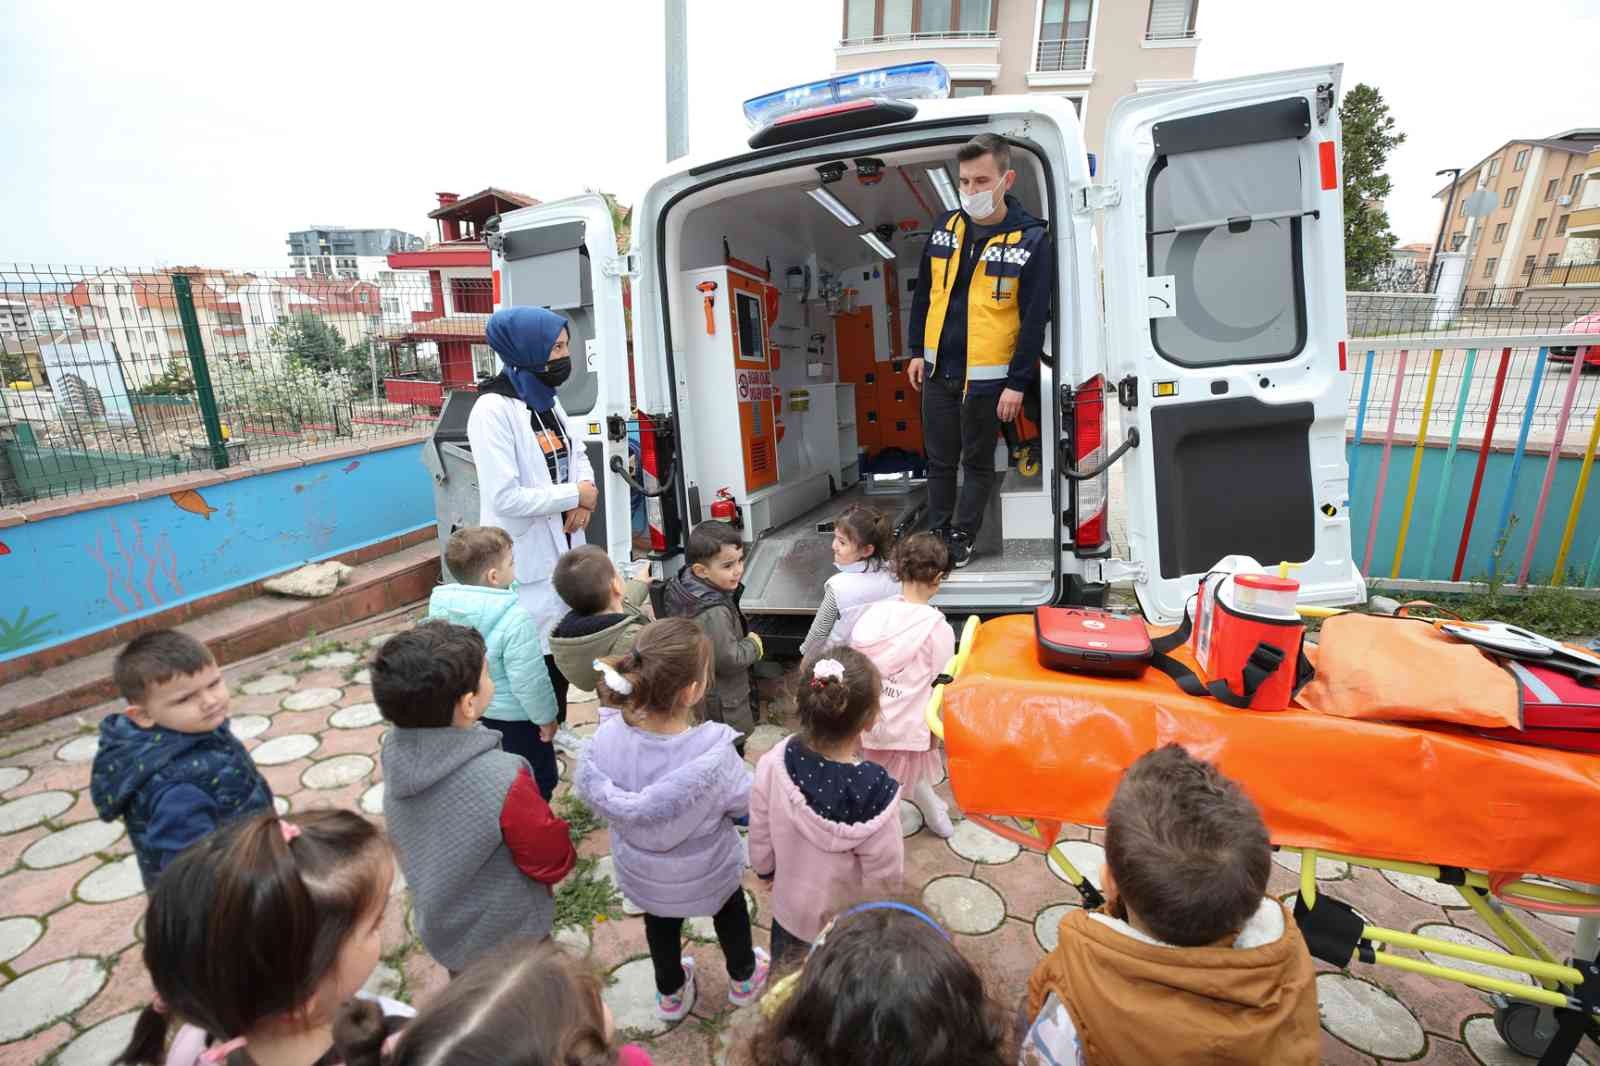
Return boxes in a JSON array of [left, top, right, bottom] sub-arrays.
[[169, 489, 217, 520]]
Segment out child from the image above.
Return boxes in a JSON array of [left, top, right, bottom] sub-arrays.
[[335, 938, 653, 1066], [575, 618, 769, 1021], [800, 505, 899, 657], [851, 532, 958, 838], [549, 543, 653, 696], [373, 620, 577, 975], [428, 524, 561, 799], [114, 810, 409, 1066], [660, 521, 764, 751], [738, 901, 1010, 1066], [1024, 744, 1320, 1065], [91, 629, 274, 889], [749, 648, 904, 966]]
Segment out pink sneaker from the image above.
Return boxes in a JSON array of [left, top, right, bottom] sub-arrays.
[[728, 947, 771, 1008], [655, 957, 696, 1022]]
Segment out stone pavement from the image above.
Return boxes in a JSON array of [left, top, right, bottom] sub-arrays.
[[0, 608, 1591, 1065]]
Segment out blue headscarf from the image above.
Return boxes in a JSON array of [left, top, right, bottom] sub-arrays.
[[486, 306, 569, 412]]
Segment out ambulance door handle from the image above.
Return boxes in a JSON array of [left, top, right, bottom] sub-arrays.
[[1062, 427, 1139, 482], [608, 454, 679, 499]]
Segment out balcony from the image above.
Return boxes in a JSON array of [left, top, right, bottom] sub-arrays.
[[839, 28, 997, 46], [1035, 37, 1089, 72], [1522, 259, 1600, 287]]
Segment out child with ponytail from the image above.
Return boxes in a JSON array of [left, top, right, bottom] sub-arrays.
[[575, 618, 768, 1022], [334, 938, 652, 1066], [850, 532, 958, 838], [748, 647, 904, 965], [115, 810, 405, 1066], [800, 505, 899, 657]]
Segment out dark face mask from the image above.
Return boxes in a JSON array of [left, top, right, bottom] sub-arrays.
[[533, 357, 572, 389]]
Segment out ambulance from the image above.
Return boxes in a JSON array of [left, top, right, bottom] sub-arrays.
[[483, 60, 1366, 643]]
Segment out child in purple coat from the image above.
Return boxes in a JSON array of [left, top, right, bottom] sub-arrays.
[[575, 618, 769, 1022]]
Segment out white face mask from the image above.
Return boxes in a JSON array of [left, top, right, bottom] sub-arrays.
[[961, 188, 998, 218]]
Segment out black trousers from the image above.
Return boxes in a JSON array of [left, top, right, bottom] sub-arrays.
[[922, 375, 1003, 536], [480, 717, 558, 800], [768, 917, 808, 971], [642, 889, 755, 995], [544, 653, 569, 725]]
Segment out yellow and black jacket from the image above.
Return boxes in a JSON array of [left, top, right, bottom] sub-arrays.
[[907, 196, 1053, 394]]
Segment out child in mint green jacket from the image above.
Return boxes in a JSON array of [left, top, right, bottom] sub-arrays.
[[429, 525, 560, 797]]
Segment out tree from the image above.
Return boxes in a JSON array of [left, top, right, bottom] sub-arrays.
[[268, 313, 368, 377], [1339, 83, 1407, 290]]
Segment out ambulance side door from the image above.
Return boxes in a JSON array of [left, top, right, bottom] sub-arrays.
[[1098, 66, 1366, 623], [492, 195, 633, 566]]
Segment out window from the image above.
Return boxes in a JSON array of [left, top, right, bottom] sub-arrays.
[[1545, 178, 1559, 201], [845, 0, 873, 41], [1557, 214, 1570, 236], [1146, 0, 1197, 39], [1038, 0, 1093, 71], [1489, 158, 1501, 177], [882, 0, 911, 35], [959, 0, 992, 32], [1502, 186, 1518, 208], [1483, 257, 1497, 278], [1063, 94, 1085, 116], [1514, 149, 1529, 171], [1146, 136, 1307, 366], [1474, 290, 1489, 306], [450, 277, 492, 314], [1533, 217, 1548, 239], [139, 307, 151, 323], [1522, 255, 1537, 274], [1572, 173, 1585, 197], [1450, 232, 1465, 251], [145, 330, 157, 344], [358, 291, 369, 304], [950, 82, 989, 97], [1458, 197, 1469, 216], [1493, 223, 1508, 243], [1547, 253, 1560, 268]]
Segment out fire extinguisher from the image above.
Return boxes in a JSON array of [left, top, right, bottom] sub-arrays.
[[710, 487, 743, 530]]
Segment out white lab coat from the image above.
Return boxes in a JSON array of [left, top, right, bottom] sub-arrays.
[[467, 392, 594, 653]]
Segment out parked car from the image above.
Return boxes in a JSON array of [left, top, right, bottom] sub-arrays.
[[1549, 312, 1600, 371]]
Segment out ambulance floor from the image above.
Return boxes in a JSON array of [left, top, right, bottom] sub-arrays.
[[740, 480, 1056, 614]]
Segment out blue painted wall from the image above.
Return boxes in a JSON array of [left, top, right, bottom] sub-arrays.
[[0, 442, 434, 661], [1348, 440, 1600, 585]]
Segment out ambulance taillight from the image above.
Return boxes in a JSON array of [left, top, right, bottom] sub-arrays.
[[1071, 375, 1108, 552]]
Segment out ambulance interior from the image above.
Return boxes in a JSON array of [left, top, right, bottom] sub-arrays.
[[663, 146, 1060, 614]]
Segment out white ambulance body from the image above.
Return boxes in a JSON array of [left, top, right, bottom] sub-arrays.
[[486, 61, 1365, 634]]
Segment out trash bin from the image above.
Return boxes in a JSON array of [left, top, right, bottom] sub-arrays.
[[419, 389, 482, 584]]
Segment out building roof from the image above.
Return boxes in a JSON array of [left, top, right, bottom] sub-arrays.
[[274, 276, 382, 315], [383, 314, 491, 343], [428, 187, 538, 221], [1434, 130, 1600, 197]]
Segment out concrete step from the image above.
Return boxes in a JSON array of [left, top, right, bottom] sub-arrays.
[[0, 539, 439, 735]]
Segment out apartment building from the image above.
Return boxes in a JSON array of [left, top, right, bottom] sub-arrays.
[[1431, 129, 1599, 299], [834, 0, 1200, 153], [1566, 144, 1600, 253]]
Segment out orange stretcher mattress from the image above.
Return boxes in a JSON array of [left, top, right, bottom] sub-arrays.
[[942, 615, 1600, 884]]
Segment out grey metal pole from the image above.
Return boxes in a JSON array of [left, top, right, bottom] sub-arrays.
[[665, 0, 688, 162]]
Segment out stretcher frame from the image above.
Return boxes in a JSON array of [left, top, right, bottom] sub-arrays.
[[926, 616, 1600, 1061]]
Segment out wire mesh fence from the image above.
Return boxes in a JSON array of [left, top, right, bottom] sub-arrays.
[[0, 264, 492, 505]]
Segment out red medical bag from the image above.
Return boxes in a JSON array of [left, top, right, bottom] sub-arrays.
[[1475, 660, 1600, 754], [1034, 607, 1153, 678]]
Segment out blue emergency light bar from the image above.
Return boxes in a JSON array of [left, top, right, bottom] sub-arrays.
[[742, 61, 951, 131]]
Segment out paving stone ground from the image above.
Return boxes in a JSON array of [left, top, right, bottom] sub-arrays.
[[0, 607, 1592, 1065]]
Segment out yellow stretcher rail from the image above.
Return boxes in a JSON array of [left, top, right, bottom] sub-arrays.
[[925, 614, 978, 742]]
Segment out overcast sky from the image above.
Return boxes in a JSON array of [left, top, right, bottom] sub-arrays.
[[4, 0, 1596, 268]]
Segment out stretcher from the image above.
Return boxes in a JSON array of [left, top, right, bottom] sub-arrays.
[[926, 615, 1600, 1063]]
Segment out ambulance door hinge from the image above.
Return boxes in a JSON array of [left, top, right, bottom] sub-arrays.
[[1075, 182, 1121, 214], [605, 414, 628, 443], [1086, 558, 1147, 585], [1117, 375, 1138, 409], [1315, 83, 1335, 125], [602, 253, 639, 278]]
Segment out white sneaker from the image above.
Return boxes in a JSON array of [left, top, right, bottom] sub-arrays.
[[655, 957, 696, 1022]]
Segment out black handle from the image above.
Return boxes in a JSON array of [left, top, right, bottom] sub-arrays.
[[1063, 427, 1139, 482], [609, 453, 677, 499]]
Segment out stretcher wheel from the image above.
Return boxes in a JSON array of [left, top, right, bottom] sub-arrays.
[[1492, 999, 1560, 1058], [1017, 445, 1040, 478]]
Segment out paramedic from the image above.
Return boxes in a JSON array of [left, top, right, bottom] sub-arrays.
[[906, 133, 1053, 568], [469, 306, 598, 739]]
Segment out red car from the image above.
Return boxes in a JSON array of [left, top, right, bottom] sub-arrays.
[[1550, 312, 1600, 371]]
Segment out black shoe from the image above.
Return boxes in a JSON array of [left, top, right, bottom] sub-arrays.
[[947, 529, 974, 569]]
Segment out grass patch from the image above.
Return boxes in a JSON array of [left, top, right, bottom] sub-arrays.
[[554, 857, 623, 933], [292, 636, 347, 661], [554, 792, 605, 844], [1375, 583, 1600, 641]]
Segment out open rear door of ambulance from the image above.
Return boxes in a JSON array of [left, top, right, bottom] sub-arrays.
[[490, 195, 634, 566], [1097, 66, 1365, 624]]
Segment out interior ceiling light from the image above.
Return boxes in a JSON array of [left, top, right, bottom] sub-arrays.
[[925, 166, 959, 211], [806, 187, 861, 227], [816, 161, 848, 184], [859, 232, 896, 260], [854, 158, 885, 185]]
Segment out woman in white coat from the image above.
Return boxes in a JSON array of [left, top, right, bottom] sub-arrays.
[[468, 306, 598, 750]]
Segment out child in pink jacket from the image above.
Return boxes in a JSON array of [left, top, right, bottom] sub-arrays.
[[851, 533, 957, 838], [749, 647, 904, 967]]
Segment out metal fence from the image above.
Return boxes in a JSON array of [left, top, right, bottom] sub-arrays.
[[0, 264, 482, 504]]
